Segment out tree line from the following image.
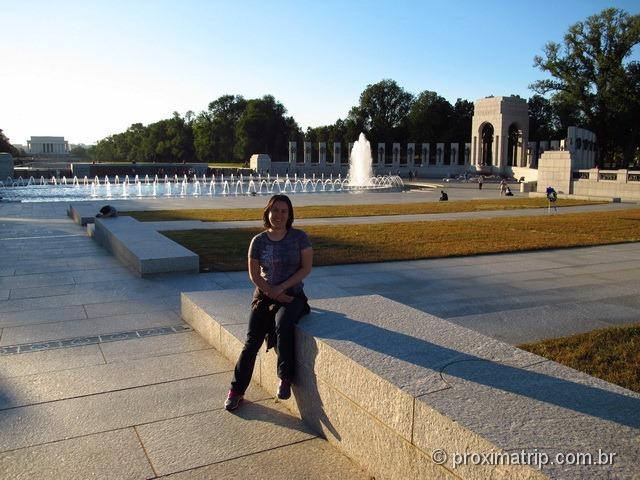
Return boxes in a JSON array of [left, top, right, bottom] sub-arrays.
[[82, 84, 568, 166], [3, 8, 638, 167]]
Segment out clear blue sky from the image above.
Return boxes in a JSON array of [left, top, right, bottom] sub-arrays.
[[3, 0, 639, 145]]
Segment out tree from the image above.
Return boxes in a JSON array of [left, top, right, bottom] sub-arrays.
[[90, 113, 195, 163], [193, 95, 247, 163], [528, 95, 558, 141], [530, 8, 640, 166], [234, 95, 299, 163], [0, 129, 19, 157], [407, 91, 453, 142], [70, 145, 90, 158], [353, 79, 413, 144], [449, 99, 474, 143]]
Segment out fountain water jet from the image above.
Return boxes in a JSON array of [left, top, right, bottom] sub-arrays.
[[348, 133, 374, 187]]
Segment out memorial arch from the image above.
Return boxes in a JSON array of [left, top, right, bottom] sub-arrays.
[[480, 122, 494, 166], [507, 122, 524, 167], [470, 96, 529, 173]]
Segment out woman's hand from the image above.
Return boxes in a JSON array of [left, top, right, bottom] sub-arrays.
[[274, 292, 294, 303], [264, 284, 285, 299], [265, 284, 293, 303]]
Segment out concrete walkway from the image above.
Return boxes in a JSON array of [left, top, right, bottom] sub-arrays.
[[0, 202, 370, 479], [1, 192, 639, 478]]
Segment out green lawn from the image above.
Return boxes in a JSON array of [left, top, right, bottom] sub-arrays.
[[163, 208, 640, 272], [123, 197, 605, 222], [519, 323, 640, 394]]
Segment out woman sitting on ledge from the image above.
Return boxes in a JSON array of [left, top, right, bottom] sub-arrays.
[[225, 194, 313, 411]]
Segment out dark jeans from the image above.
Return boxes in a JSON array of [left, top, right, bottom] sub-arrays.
[[230, 292, 308, 395]]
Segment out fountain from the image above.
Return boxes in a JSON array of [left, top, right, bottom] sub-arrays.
[[0, 135, 403, 202], [348, 132, 374, 187]]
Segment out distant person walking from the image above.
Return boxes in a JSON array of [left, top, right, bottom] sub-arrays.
[[546, 186, 558, 213], [478, 175, 483, 190]]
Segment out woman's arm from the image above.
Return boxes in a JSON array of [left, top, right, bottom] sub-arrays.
[[248, 257, 276, 297]]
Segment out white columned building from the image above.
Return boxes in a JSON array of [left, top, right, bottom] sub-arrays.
[[27, 136, 70, 155]]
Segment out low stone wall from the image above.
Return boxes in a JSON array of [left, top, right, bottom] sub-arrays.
[[572, 170, 640, 201], [71, 162, 209, 178], [182, 290, 639, 480], [536, 154, 640, 200], [93, 215, 199, 277], [67, 204, 98, 226], [0, 153, 14, 179]]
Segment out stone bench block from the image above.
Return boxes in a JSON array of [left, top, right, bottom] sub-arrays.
[[94, 216, 198, 277], [181, 291, 640, 480], [67, 204, 100, 226]]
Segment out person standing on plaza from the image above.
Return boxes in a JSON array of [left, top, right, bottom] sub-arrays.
[[224, 194, 313, 411], [478, 175, 483, 190], [546, 186, 558, 213]]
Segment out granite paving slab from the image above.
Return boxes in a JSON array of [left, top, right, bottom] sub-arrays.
[[0, 272, 77, 289], [136, 399, 318, 476], [0, 305, 88, 329], [1, 349, 229, 409], [71, 269, 136, 284], [0, 428, 154, 480], [592, 268, 640, 283], [0, 311, 183, 345], [0, 268, 15, 277], [161, 437, 370, 480], [83, 296, 180, 319], [99, 331, 211, 362], [0, 373, 267, 453], [0, 285, 175, 314], [9, 283, 77, 300], [10, 261, 113, 276], [0, 345, 105, 378]]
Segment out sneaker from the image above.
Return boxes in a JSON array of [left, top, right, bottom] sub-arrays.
[[277, 379, 291, 400], [224, 389, 243, 411]]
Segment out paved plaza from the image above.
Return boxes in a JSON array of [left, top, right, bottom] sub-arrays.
[[0, 189, 639, 478]]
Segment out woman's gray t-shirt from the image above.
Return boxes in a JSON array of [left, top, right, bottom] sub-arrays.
[[249, 228, 311, 293]]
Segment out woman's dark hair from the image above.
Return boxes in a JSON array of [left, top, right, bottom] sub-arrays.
[[263, 194, 294, 229]]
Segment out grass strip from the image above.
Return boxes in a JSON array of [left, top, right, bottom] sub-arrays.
[[124, 198, 604, 222], [519, 323, 640, 394], [162, 208, 640, 272]]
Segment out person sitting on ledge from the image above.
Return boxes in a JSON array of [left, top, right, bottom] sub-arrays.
[[95, 205, 117, 218], [439, 190, 448, 201], [224, 194, 313, 411]]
